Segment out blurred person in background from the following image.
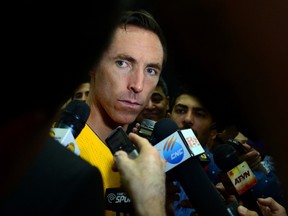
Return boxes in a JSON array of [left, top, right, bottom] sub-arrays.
[[167, 84, 287, 215]]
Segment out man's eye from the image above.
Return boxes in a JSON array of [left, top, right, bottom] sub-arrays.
[[175, 108, 186, 114], [146, 67, 158, 75], [74, 93, 81, 99], [116, 60, 128, 68], [151, 95, 164, 103], [195, 111, 206, 117], [151, 98, 162, 103]]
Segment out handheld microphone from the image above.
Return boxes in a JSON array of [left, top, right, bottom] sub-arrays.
[[51, 100, 90, 155], [151, 120, 210, 168], [54, 100, 90, 138], [153, 118, 234, 216], [213, 144, 263, 216]]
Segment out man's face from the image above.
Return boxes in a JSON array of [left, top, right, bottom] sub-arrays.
[[91, 25, 164, 125], [73, 82, 90, 103], [136, 85, 169, 123], [168, 94, 213, 147]]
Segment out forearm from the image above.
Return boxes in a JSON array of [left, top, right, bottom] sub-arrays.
[[133, 196, 166, 216]]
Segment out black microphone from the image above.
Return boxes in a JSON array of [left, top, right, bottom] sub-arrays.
[[54, 100, 90, 138], [51, 100, 90, 155], [153, 118, 234, 216], [213, 144, 263, 216]]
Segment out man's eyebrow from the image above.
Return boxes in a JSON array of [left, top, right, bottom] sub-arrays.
[[151, 93, 164, 101], [174, 104, 188, 109], [193, 107, 208, 113], [117, 54, 136, 63], [147, 62, 162, 71], [175, 104, 207, 112], [152, 92, 163, 97]]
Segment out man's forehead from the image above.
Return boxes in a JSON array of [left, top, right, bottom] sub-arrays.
[[175, 94, 212, 113], [175, 94, 202, 107]]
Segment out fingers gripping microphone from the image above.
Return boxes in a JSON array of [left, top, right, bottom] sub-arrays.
[[213, 144, 263, 216], [153, 118, 232, 216], [51, 100, 90, 155]]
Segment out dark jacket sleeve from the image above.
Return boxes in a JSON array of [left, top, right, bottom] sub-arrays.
[[0, 137, 104, 216]]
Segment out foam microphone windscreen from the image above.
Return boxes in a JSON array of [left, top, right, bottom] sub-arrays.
[[152, 118, 179, 143], [54, 100, 90, 138]]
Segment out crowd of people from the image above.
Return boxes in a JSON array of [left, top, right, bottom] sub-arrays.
[[1, 2, 287, 216], [166, 85, 287, 215]]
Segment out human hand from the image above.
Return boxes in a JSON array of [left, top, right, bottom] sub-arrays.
[[131, 122, 141, 134], [257, 197, 287, 216], [239, 143, 262, 170], [238, 205, 259, 216], [237, 197, 287, 216], [215, 182, 240, 204], [113, 132, 166, 216]]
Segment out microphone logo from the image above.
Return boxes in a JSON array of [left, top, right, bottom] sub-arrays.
[[162, 135, 184, 164], [106, 193, 117, 204], [105, 188, 133, 213], [227, 161, 257, 195], [49, 129, 76, 151], [106, 192, 131, 204]]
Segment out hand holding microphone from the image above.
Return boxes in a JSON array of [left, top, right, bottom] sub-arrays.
[[237, 197, 287, 216], [237, 143, 266, 173], [112, 132, 167, 216], [226, 138, 267, 173], [214, 144, 264, 216], [107, 118, 236, 215]]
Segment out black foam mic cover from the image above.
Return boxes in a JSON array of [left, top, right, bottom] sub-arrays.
[[54, 100, 90, 138]]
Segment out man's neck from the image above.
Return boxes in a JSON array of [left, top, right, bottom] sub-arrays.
[[86, 107, 128, 144]]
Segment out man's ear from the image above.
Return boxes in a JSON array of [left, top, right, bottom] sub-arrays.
[[166, 112, 171, 118], [210, 129, 218, 140], [165, 96, 170, 112]]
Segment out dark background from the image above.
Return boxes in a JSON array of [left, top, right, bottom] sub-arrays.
[[133, 0, 288, 137], [131, 0, 288, 194], [131, 1, 255, 134]]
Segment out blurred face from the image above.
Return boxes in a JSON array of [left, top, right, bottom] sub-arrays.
[[168, 94, 213, 147], [136, 85, 169, 123], [73, 82, 90, 102], [90, 25, 164, 125]]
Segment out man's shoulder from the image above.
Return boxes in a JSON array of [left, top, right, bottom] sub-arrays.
[[36, 137, 102, 177], [0, 137, 105, 216]]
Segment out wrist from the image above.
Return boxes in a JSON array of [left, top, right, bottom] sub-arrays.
[[134, 200, 166, 216]]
